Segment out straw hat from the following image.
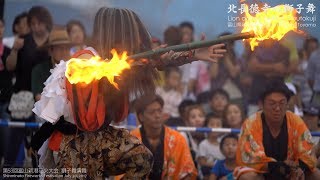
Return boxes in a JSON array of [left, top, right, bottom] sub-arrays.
[[43, 29, 73, 48]]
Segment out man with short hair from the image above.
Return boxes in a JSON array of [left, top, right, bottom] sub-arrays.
[[131, 94, 197, 179], [235, 79, 320, 180]]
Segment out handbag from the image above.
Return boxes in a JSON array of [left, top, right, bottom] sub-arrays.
[[8, 90, 34, 119]]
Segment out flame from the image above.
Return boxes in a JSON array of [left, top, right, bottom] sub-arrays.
[[241, 4, 300, 51], [65, 49, 131, 89]]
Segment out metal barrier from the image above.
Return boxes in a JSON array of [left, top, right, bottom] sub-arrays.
[[1, 120, 320, 136]]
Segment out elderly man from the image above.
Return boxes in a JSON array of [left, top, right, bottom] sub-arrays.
[[235, 79, 320, 180], [131, 94, 197, 179]]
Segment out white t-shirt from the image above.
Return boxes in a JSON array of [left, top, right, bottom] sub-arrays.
[[181, 132, 199, 155], [198, 139, 225, 164], [3, 36, 15, 48]]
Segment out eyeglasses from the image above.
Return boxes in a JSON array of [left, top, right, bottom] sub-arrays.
[[265, 100, 287, 110]]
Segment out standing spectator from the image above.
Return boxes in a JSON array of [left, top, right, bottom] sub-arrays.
[[0, 18, 13, 168], [131, 94, 198, 179], [246, 40, 290, 116], [158, 26, 183, 89], [66, 20, 86, 55], [223, 103, 244, 129], [292, 48, 313, 106], [205, 89, 229, 117], [179, 21, 195, 98], [163, 26, 182, 46], [156, 66, 183, 118], [198, 113, 224, 179], [307, 47, 320, 110], [209, 32, 242, 105], [238, 41, 253, 116], [4, 6, 52, 167], [209, 133, 238, 180], [0, 18, 13, 120], [31, 28, 72, 102], [304, 37, 319, 60], [3, 12, 30, 48]]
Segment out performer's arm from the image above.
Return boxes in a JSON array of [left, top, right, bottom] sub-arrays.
[[30, 122, 56, 151]]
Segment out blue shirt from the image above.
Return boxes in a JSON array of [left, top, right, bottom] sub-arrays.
[[307, 48, 320, 92], [211, 160, 233, 179]]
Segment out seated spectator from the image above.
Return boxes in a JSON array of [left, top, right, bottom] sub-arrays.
[[204, 89, 229, 117], [165, 99, 196, 127], [209, 133, 238, 180], [4, 6, 52, 168], [246, 40, 289, 116], [198, 113, 224, 179], [210, 32, 242, 105], [235, 79, 320, 180], [181, 104, 206, 176], [223, 103, 244, 129], [302, 106, 320, 145], [131, 94, 197, 179], [156, 66, 183, 118], [286, 82, 303, 116]]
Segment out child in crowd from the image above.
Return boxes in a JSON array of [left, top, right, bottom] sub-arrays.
[[205, 89, 230, 117], [156, 66, 183, 118], [209, 133, 238, 180], [223, 103, 244, 129], [198, 113, 225, 179]]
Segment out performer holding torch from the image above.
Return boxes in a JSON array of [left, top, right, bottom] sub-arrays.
[[30, 7, 227, 179], [29, 2, 317, 179]]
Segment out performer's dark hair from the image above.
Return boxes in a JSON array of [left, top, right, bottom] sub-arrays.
[[91, 7, 158, 96]]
